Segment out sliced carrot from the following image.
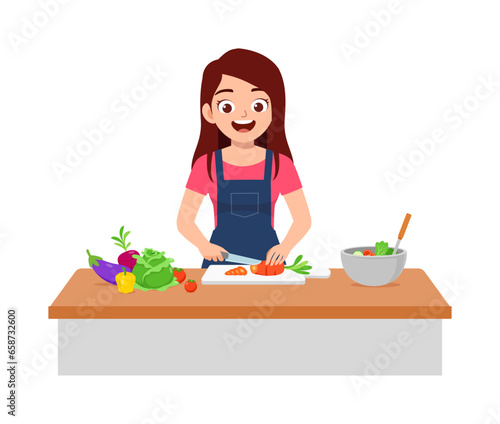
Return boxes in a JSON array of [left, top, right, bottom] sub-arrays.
[[225, 266, 247, 276], [249, 261, 284, 276]]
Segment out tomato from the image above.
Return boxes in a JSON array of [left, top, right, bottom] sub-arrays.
[[173, 268, 186, 283], [184, 279, 197, 293], [363, 249, 372, 256]]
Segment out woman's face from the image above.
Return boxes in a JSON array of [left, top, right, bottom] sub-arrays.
[[202, 74, 272, 144]]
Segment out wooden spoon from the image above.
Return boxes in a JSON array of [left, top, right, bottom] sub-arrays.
[[392, 213, 411, 255]]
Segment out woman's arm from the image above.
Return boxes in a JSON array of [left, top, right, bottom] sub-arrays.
[[177, 188, 228, 262], [266, 188, 312, 265]]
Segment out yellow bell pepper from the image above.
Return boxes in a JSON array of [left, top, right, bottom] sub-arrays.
[[115, 267, 135, 294]]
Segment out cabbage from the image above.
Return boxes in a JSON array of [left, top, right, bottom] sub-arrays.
[[132, 248, 177, 291]]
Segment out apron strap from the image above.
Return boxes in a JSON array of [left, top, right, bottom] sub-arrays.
[[215, 148, 273, 182], [264, 149, 273, 181], [214, 149, 224, 183]]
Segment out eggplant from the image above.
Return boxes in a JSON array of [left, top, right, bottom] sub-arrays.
[[86, 249, 132, 285]]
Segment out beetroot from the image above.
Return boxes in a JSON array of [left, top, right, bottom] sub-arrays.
[[112, 226, 140, 270], [118, 250, 140, 270]]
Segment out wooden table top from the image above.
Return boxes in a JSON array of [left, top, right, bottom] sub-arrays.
[[48, 268, 451, 319]]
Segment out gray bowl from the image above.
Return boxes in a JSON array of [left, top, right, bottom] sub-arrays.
[[340, 246, 407, 286]]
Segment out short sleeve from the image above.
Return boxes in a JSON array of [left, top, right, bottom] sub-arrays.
[[275, 154, 302, 195], [186, 154, 211, 195]]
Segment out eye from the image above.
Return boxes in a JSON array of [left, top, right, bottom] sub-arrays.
[[251, 99, 268, 113], [217, 100, 235, 114]]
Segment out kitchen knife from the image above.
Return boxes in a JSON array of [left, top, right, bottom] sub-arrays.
[[220, 251, 261, 265]]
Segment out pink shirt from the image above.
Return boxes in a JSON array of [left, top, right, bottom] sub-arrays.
[[186, 152, 302, 228]]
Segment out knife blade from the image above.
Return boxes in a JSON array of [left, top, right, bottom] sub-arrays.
[[221, 251, 261, 265]]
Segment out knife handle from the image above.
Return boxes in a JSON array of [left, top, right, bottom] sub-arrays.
[[221, 251, 229, 260]]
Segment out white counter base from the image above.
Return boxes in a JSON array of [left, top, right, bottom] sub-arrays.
[[58, 318, 442, 375]]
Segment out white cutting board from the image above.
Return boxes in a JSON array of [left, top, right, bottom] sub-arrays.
[[201, 265, 306, 285]]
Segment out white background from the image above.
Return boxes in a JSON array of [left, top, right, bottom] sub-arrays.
[[1, 0, 500, 422]]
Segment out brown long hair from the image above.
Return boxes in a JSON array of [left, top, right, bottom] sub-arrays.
[[191, 49, 292, 181]]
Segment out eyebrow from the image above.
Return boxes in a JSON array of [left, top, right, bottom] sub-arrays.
[[214, 89, 233, 95], [251, 88, 265, 92]]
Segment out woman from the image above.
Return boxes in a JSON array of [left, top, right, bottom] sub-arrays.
[[177, 49, 311, 268]]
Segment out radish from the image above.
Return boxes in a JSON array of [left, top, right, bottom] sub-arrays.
[[111, 226, 140, 270]]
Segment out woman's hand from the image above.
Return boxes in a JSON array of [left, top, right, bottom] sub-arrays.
[[266, 244, 291, 266], [199, 242, 228, 262], [264, 189, 311, 267]]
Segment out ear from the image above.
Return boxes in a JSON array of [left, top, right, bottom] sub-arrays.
[[202, 103, 216, 124]]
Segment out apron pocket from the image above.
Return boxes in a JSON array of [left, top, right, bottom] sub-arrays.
[[230, 192, 259, 218]]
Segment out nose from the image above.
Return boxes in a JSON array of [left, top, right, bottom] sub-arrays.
[[240, 109, 248, 118]]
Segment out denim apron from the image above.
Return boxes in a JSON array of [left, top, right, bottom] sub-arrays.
[[201, 149, 280, 268]]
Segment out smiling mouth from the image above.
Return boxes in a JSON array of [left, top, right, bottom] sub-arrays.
[[231, 120, 256, 133]]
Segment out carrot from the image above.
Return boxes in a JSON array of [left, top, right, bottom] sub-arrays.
[[225, 266, 248, 276], [250, 261, 284, 276]]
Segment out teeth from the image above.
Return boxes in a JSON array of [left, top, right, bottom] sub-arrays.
[[234, 120, 253, 124]]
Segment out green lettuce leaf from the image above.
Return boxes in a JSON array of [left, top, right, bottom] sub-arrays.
[[375, 241, 389, 256]]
